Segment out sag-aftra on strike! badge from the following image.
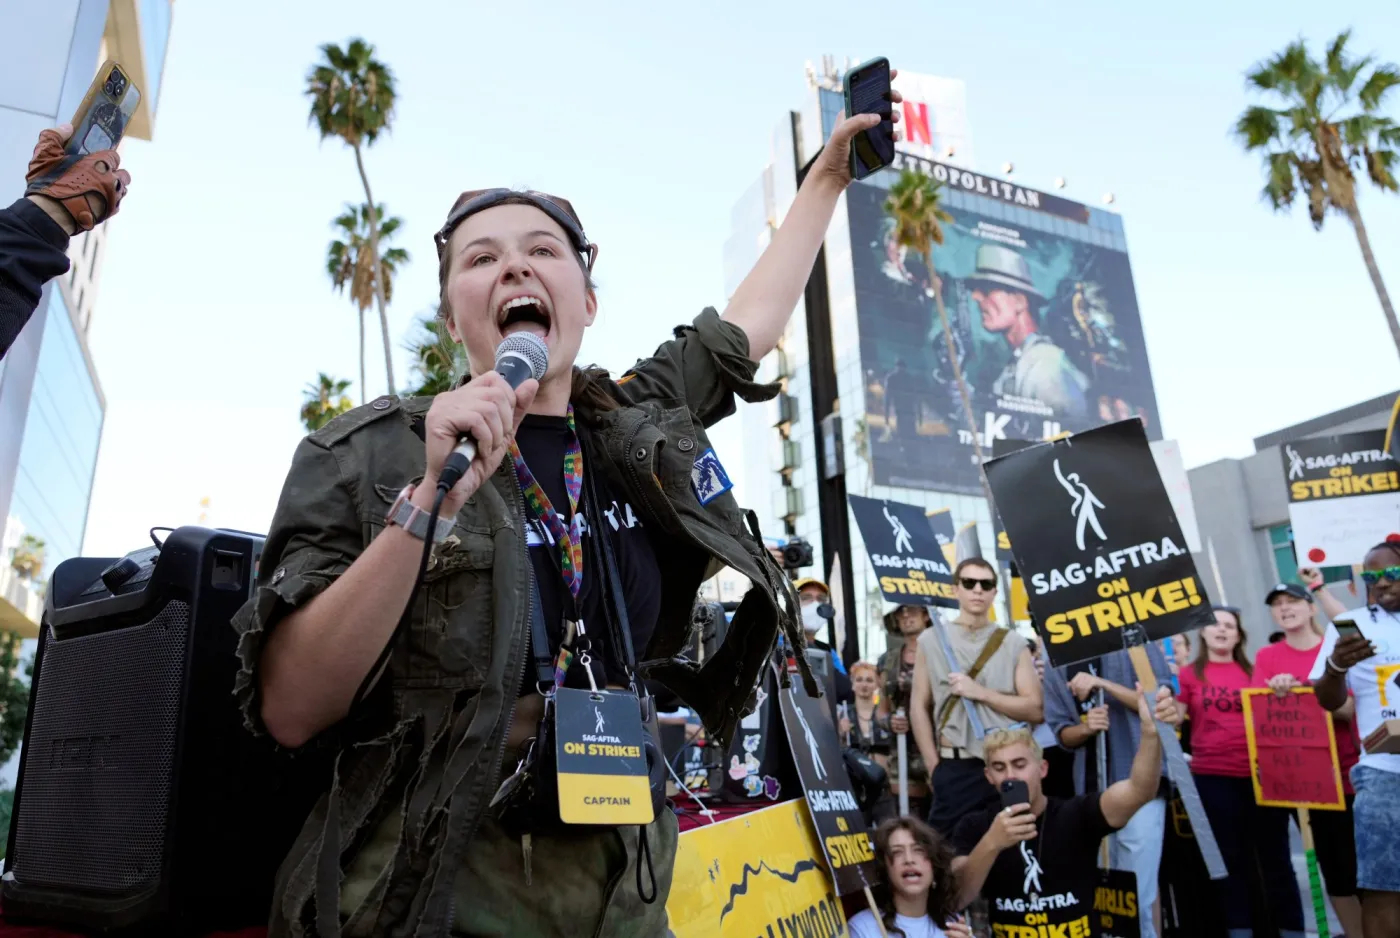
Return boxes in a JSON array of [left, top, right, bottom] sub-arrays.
[[554, 687, 654, 825]]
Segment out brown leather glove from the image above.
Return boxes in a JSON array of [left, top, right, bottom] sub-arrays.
[[24, 126, 131, 233]]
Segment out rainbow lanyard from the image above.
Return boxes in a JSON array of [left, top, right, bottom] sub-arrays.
[[509, 405, 585, 689]]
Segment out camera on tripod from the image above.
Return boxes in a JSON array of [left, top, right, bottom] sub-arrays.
[[778, 537, 814, 571]]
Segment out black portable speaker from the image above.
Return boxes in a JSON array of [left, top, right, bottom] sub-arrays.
[[2, 526, 327, 933]]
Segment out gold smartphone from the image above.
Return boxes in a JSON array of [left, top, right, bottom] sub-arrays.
[[67, 59, 142, 156]]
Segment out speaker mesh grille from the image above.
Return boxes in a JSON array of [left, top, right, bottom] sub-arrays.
[[13, 601, 190, 893]]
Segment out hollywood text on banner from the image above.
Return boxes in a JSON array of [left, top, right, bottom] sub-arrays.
[[666, 799, 846, 938]]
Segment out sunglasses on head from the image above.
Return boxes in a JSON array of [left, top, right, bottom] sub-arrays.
[[959, 576, 996, 592], [1362, 566, 1400, 585], [434, 187, 597, 271]]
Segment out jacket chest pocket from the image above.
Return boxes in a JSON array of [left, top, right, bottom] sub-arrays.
[[369, 484, 497, 690], [410, 534, 496, 688]]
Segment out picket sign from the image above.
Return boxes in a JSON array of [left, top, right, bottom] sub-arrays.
[[1240, 687, 1345, 938]]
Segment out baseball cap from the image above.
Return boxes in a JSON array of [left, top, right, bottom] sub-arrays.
[[793, 577, 829, 595], [1264, 582, 1312, 605]]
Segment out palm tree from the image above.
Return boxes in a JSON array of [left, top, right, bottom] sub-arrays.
[[307, 38, 400, 392], [9, 534, 45, 582], [326, 203, 409, 404], [300, 373, 354, 433], [402, 314, 465, 397], [884, 168, 996, 508], [1236, 30, 1400, 356]]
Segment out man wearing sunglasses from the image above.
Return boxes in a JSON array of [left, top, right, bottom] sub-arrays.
[[1311, 542, 1400, 938], [910, 558, 1043, 836]]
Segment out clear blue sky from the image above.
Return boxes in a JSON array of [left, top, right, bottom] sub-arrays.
[[82, 0, 1400, 555]]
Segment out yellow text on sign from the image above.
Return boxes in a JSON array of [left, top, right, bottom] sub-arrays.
[[563, 742, 642, 757], [1043, 576, 1203, 645], [881, 568, 955, 601], [1291, 469, 1400, 500]]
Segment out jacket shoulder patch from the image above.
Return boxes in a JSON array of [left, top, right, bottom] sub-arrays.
[[310, 396, 406, 446], [691, 448, 733, 505]]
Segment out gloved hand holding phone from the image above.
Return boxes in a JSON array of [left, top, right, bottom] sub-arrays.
[[25, 124, 131, 235]]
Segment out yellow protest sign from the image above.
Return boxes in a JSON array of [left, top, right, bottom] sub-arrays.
[[667, 800, 847, 938]]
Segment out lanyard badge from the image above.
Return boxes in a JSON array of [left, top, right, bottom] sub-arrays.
[[554, 686, 653, 825]]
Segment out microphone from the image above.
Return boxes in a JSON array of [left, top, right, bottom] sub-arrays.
[[436, 332, 549, 491]]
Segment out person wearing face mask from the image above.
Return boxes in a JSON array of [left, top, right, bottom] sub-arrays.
[[880, 603, 934, 819], [848, 817, 973, 938], [1254, 576, 1362, 938], [1177, 606, 1305, 938], [1312, 542, 1400, 938], [232, 89, 906, 936], [794, 577, 855, 724], [910, 559, 1043, 837]]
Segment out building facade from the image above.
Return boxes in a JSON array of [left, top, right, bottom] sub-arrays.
[[730, 60, 1158, 659], [0, 0, 172, 638], [1186, 392, 1395, 657]]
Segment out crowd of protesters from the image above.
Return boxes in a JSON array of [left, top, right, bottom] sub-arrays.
[[832, 552, 1400, 938]]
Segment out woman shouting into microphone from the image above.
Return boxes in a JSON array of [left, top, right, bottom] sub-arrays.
[[234, 83, 903, 937]]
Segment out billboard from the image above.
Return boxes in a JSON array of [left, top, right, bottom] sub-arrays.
[[848, 163, 1161, 495]]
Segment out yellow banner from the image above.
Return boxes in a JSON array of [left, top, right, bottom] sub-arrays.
[[667, 800, 848, 938]]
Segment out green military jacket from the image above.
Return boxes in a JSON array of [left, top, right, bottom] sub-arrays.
[[231, 309, 815, 936]]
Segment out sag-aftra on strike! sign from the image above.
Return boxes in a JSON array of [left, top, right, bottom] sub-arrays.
[[985, 419, 1216, 668]]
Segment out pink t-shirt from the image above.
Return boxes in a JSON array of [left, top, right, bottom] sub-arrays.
[[1177, 661, 1252, 778], [1254, 640, 1361, 794]]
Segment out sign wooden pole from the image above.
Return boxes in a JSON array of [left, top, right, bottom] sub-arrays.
[[896, 721, 910, 818], [1122, 631, 1227, 880], [863, 885, 890, 938], [1298, 808, 1330, 938]]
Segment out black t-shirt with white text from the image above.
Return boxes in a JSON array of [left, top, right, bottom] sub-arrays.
[[514, 415, 661, 695], [952, 794, 1116, 938]]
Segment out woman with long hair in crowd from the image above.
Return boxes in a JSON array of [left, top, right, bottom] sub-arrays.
[[881, 604, 933, 819], [1176, 606, 1305, 938], [848, 660, 896, 823], [1254, 574, 1363, 938], [847, 817, 972, 938], [227, 90, 905, 934]]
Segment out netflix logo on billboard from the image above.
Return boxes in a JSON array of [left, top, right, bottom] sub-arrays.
[[891, 71, 975, 168]]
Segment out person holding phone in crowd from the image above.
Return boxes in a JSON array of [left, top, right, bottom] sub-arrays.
[[911, 559, 1043, 837], [1312, 542, 1400, 938], [1254, 575, 1363, 938], [881, 603, 934, 819], [949, 692, 1162, 938], [848, 817, 973, 938], [2, 124, 129, 358], [1042, 645, 1181, 938], [1177, 606, 1305, 938], [208, 86, 908, 936]]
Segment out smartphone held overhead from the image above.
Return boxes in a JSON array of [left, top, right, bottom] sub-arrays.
[[69, 60, 141, 156], [843, 56, 896, 180]]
